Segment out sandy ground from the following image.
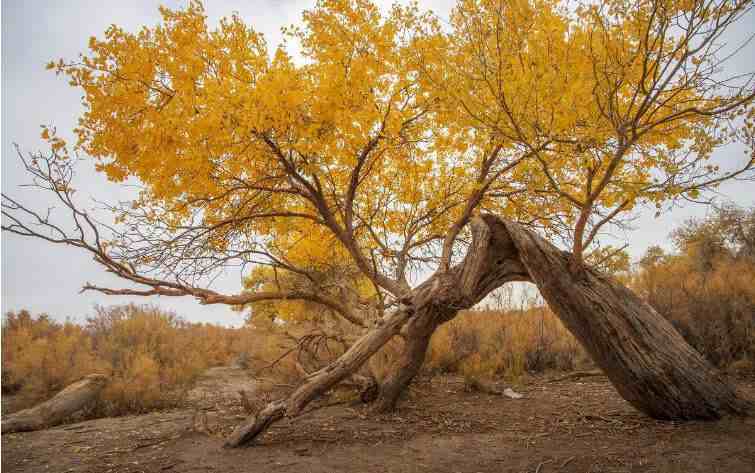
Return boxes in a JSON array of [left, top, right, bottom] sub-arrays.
[[2, 370, 754, 473]]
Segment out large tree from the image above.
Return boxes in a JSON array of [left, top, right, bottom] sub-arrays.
[[3, 0, 753, 447]]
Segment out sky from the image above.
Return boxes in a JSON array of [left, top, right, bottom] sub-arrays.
[[1, 0, 753, 325]]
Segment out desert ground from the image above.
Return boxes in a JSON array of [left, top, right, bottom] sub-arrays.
[[3, 368, 754, 473]]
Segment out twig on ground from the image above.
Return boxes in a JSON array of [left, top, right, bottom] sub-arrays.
[[535, 459, 553, 473], [560, 456, 576, 469], [547, 370, 604, 383]]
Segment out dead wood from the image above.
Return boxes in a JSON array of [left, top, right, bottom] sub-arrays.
[[547, 370, 605, 383], [2, 374, 108, 433]]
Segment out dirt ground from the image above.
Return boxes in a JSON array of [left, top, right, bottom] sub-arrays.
[[3, 372, 754, 473]]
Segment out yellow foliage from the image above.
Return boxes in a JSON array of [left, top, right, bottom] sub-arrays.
[[38, 0, 751, 282]]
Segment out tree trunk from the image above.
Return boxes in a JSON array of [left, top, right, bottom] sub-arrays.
[[224, 305, 414, 447], [370, 309, 441, 413], [499, 220, 751, 420], [223, 214, 750, 448], [370, 215, 532, 412], [2, 374, 108, 433]]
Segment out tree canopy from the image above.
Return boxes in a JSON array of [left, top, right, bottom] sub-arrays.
[[5, 0, 754, 314]]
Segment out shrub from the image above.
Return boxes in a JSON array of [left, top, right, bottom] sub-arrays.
[[426, 307, 584, 382], [631, 206, 755, 372], [2, 311, 103, 396], [1, 304, 252, 415]]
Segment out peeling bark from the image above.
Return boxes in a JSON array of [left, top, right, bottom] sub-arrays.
[[2, 374, 108, 433]]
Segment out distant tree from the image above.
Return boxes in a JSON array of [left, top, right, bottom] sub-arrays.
[[633, 205, 755, 368], [673, 205, 755, 265]]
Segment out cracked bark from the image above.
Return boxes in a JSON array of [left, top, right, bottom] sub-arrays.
[[500, 219, 751, 420]]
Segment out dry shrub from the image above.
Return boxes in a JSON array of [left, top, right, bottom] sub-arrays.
[[426, 307, 584, 382], [2, 311, 104, 397], [631, 206, 755, 373], [633, 253, 755, 372], [238, 314, 362, 386], [1, 304, 252, 415]]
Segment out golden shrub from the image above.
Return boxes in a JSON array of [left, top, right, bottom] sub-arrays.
[[630, 207, 755, 371], [1, 305, 251, 415], [427, 307, 584, 382]]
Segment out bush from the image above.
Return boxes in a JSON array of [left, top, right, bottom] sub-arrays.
[[631, 206, 755, 372], [2, 311, 103, 396], [1, 304, 252, 415], [426, 307, 584, 382]]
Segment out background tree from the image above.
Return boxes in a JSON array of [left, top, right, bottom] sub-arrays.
[[633, 205, 755, 368], [3, 0, 753, 447]]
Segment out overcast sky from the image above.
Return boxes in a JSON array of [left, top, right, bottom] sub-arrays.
[[2, 1, 753, 325]]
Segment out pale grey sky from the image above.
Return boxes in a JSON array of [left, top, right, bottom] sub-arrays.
[[1, 1, 753, 325]]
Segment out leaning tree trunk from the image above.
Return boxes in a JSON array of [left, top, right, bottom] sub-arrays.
[[2, 374, 108, 433], [370, 309, 442, 413], [224, 215, 530, 447], [500, 220, 751, 419]]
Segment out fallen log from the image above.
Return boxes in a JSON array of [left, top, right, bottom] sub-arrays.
[[2, 374, 108, 433]]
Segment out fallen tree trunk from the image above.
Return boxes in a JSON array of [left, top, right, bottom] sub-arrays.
[[2, 374, 108, 433], [500, 220, 751, 420]]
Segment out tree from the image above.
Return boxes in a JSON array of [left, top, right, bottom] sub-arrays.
[[632, 205, 755, 368], [3, 0, 753, 446]]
